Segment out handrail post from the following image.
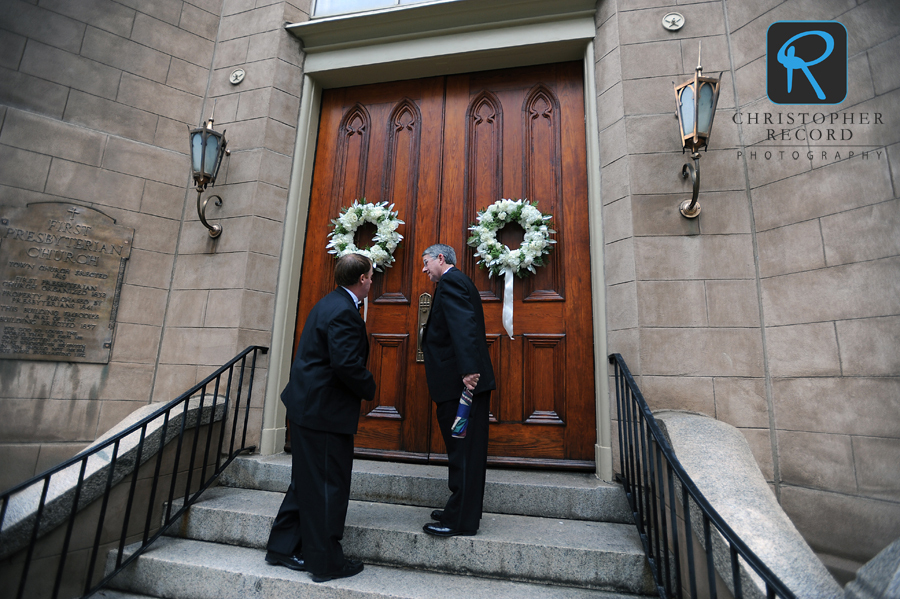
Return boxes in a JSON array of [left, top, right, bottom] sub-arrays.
[[183, 389, 206, 508], [117, 424, 148, 569], [143, 410, 170, 546], [17, 476, 50, 599], [53, 459, 88, 599]]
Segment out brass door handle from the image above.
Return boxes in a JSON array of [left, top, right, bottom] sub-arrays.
[[416, 292, 432, 363]]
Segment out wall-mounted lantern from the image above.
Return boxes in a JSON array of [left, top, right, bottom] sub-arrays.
[[674, 42, 720, 218], [189, 113, 229, 237]]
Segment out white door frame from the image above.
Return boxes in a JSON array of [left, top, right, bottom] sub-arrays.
[[260, 0, 612, 480]]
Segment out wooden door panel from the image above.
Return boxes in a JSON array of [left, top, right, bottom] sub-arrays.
[[364, 333, 409, 420], [355, 416, 402, 450], [458, 74, 568, 304], [441, 62, 594, 464], [297, 62, 594, 468], [487, 424, 565, 458], [522, 84, 565, 302], [464, 90, 504, 302], [486, 334, 502, 423], [296, 78, 444, 456], [331, 104, 370, 208], [356, 80, 444, 456], [523, 334, 566, 425], [372, 98, 422, 305]]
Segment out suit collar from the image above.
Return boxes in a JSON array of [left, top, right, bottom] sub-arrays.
[[341, 286, 361, 307], [438, 265, 456, 281], [333, 287, 360, 310]]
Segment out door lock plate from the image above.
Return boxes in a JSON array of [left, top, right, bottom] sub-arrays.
[[416, 292, 432, 363]]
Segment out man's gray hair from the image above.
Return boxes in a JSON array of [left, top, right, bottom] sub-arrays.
[[422, 243, 456, 265]]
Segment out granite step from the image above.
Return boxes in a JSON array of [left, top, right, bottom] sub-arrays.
[[107, 536, 649, 599], [162, 486, 655, 594], [220, 455, 632, 523], [94, 590, 160, 599]]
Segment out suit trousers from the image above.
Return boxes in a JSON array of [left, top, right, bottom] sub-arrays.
[[266, 420, 354, 575], [435, 391, 490, 532]]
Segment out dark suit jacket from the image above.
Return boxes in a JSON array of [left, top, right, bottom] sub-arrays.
[[422, 267, 496, 403], [281, 287, 376, 435]]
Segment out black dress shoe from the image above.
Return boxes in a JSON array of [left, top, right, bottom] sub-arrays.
[[265, 551, 306, 571], [423, 522, 476, 537], [311, 559, 364, 583], [430, 509, 444, 521]]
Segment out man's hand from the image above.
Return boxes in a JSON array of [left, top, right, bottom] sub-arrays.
[[463, 373, 480, 391]]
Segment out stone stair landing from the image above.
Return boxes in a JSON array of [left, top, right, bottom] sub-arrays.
[[106, 456, 655, 599], [223, 454, 634, 523]]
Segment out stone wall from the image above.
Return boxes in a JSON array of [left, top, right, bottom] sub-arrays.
[[2, 0, 898, 584], [0, 0, 309, 491], [152, 0, 307, 462], [598, 0, 900, 580]]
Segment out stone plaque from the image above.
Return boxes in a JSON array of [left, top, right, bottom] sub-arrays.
[[0, 203, 134, 363]]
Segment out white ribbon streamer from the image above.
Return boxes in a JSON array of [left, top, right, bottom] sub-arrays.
[[502, 267, 514, 339], [363, 296, 368, 323]]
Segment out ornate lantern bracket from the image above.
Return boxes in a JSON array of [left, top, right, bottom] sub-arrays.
[[673, 42, 720, 219], [189, 109, 229, 237]]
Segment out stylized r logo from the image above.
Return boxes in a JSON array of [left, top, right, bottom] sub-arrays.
[[777, 31, 834, 100]]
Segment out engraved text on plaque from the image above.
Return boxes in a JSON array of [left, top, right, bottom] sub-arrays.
[[0, 203, 134, 363]]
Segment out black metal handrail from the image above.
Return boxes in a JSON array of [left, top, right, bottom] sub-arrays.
[[609, 353, 795, 599], [0, 345, 268, 599]]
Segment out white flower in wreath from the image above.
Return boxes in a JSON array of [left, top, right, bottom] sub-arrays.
[[466, 198, 556, 278], [327, 199, 404, 271]]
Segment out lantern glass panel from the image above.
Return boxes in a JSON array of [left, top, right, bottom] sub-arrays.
[[679, 84, 695, 137], [191, 131, 205, 175], [204, 133, 220, 179], [697, 82, 716, 135]]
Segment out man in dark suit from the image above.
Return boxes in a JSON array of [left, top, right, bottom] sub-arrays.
[[420, 243, 496, 537], [265, 253, 376, 582]]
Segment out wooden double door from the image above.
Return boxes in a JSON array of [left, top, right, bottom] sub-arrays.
[[295, 62, 595, 468]]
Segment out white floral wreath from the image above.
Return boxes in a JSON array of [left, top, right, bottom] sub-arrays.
[[327, 199, 404, 271], [467, 199, 556, 278]]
